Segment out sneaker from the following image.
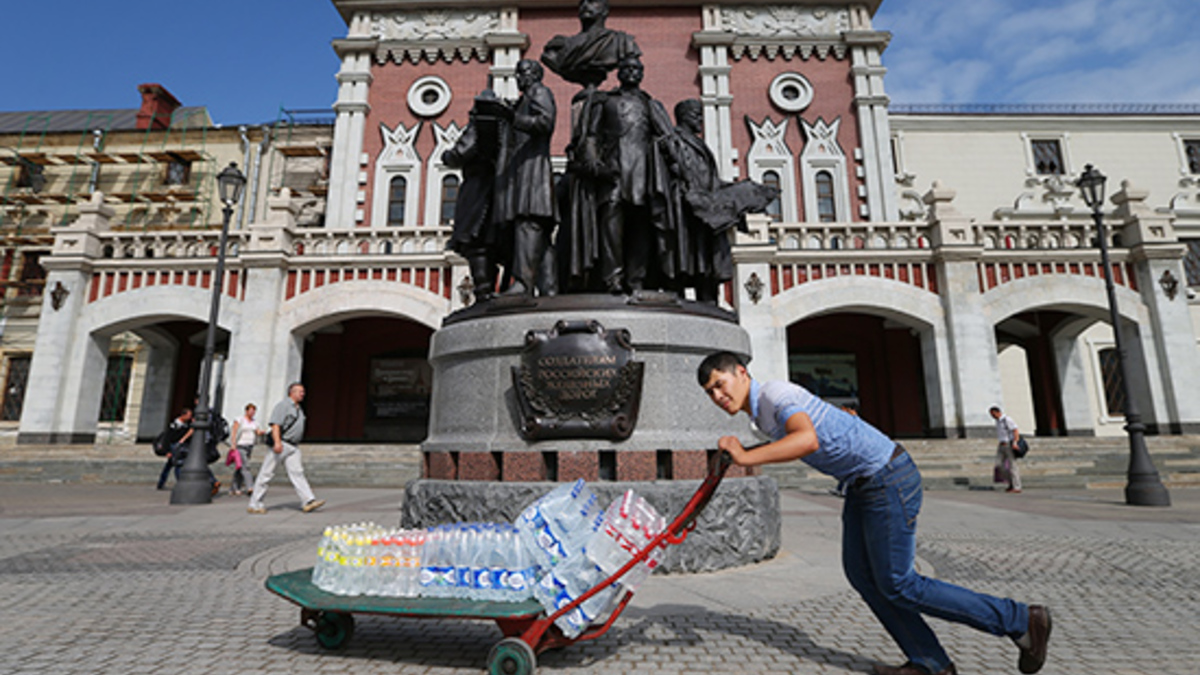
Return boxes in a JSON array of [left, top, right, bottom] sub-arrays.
[[247, 505, 266, 515], [302, 499, 326, 513]]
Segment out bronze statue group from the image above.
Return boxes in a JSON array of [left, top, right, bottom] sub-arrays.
[[444, 0, 776, 304]]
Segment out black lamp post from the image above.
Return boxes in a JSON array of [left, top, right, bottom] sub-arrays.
[[171, 162, 246, 504], [1076, 164, 1170, 507]]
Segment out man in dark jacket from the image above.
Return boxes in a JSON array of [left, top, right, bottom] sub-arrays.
[[499, 59, 558, 297], [156, 408, 193, 490], [444, 91, 506, 302], [588, 54, 674, 293]]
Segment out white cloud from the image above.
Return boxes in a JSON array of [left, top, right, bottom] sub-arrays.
[[875, 0, 1200, 104]]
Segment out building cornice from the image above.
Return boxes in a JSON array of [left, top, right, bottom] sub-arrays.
[[332, 0, 883, 24]]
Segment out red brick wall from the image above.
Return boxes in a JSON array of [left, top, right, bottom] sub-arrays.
[[363, 59, 493, 227], [728, 55, 864, 221], [522, 6, 704, 157], [359, 8, 864, 226]]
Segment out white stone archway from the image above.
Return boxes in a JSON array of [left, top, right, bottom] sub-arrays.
[[981, 275, 1164, 436], [19, 284, 239, 443], [226, 279, 448, 425], [755, 275, 954, 435]]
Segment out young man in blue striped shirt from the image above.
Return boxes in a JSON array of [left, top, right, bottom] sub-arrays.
[[698, 351, 1050, 675]]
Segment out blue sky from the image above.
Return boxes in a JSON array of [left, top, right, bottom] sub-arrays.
[[1, 0, 1197, 125]]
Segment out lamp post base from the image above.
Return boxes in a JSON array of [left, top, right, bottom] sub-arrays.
[[1126, 477, 1171, 507], [170, 475, 214, 505]]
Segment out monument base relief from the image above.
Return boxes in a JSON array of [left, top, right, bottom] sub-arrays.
[[412, 294, 781, 572]]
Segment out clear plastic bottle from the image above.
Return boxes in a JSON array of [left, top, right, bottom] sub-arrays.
[[405, 529, 425, 597], [312, 526, 334, 589], [586, 490, 666, 591], [507, 524, 535, 601], [419, 524, 450, 597], [454, 523, 475, 599]]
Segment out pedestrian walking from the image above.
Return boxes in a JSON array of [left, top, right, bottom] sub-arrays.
[[155, 408, 193, 490], [228, 403, 261, 496], [247, 383, 325, 514], [990, 406, 1023, 493], [698, 351, 1051, 675]]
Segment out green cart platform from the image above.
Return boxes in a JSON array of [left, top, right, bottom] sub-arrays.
[[265, 451, 733, 674]]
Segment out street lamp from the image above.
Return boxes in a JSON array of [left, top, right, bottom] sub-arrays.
[[171, 162, 246, 504], [1076, 164, 1170, 507]]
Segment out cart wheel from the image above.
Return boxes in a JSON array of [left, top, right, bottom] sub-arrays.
[[487, 637, 537, 675], [314, 611, 355, 650]]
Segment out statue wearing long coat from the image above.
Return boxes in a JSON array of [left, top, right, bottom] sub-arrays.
[[498, 80, 557, 225]]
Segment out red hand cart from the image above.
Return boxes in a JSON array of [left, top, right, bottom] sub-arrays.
[[265, 450, 733, 674]]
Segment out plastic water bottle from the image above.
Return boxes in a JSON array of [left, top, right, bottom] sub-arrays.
[[484, 525, 510, 602], [313, 526, 334, 589], [531, 554, 618, 638], [467, 523, 490, 600], [586, 490, 667, 591], [507, 524, 535, 601], [410, 528, 429, 595], [420, 524, 454, 597], [455, 523, 476, 599]]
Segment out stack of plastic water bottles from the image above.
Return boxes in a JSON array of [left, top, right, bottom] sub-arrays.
[[522, 480, 667, 638], [311, 523, 427, 597], [310, 479, 667, 634], [417, 522, 536, 601]]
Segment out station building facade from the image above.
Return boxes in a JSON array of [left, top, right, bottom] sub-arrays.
[[2, 0, 1199, 450]]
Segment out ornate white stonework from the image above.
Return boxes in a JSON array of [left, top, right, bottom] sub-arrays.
[[720, 5, 850, 37], [424, 122, 464, 228], [372, 120, 423, 228], [369, 10, 500, 42], [799, 117, 851, 223], [368, 9, 501, 63], [746, 116, 797, 222], [719, 5, 851, 61]]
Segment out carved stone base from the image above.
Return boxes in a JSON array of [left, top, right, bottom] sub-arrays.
[[399, 476, 781, 573], [423, 294, 754, 459]]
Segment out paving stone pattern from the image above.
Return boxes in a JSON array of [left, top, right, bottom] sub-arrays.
[[0, 485, 1197, 674]]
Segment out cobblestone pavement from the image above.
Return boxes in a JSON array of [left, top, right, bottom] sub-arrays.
[[0, 483, 1197, 675]]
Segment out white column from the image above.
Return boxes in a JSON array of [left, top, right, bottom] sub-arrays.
[[488, 7, 527, 100], [927, 184, 1003, 437], [1114, 183, 1200, 432], [733, 216, 788, 381], [847, 30, 898, 221], [225, 193, 300, 418], [327, 35, 376, 228], [18, 196, 112, 443], [695, 6, 737, 180], [1053, 329, 1097, 436]]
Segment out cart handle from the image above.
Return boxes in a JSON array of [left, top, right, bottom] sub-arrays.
[[529, 449, 735, 650]]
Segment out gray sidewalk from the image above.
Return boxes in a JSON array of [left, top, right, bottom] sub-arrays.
[[0, 482, 1197, 674]]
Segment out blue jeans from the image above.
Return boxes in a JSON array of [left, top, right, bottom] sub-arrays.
[[842, 450, 1028, 673]]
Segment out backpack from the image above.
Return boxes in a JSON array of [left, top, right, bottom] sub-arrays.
[[204, 413, 230, 464], [152, 431, 170, 457]]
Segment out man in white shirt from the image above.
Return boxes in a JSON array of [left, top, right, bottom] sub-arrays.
[[990, 406, 1023, 493]]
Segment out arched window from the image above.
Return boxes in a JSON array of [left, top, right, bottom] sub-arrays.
[[387, 176, 407, 227], [440, 175, 460, 226], [816, 171, 836, 222], [762, 170, 782, 222]]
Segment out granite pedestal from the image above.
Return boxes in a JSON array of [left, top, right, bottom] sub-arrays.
[[413, 293, 780, 571]]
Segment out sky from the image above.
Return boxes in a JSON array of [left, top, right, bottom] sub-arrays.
[[1, 0, 1197, 126]]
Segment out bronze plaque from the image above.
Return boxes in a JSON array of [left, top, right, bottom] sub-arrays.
[[512, 320, 644, 441]]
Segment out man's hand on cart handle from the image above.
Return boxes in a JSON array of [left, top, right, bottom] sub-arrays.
[[718, 435, 749, 465]]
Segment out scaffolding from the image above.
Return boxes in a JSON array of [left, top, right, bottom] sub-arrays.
[[264, 108, 334, 225], [113, 107, 215, 229], [0, 109, 216, 232]]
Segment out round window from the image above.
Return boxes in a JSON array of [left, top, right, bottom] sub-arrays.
[[769, 72, 814, 112], [408, 76, 452, 117]]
